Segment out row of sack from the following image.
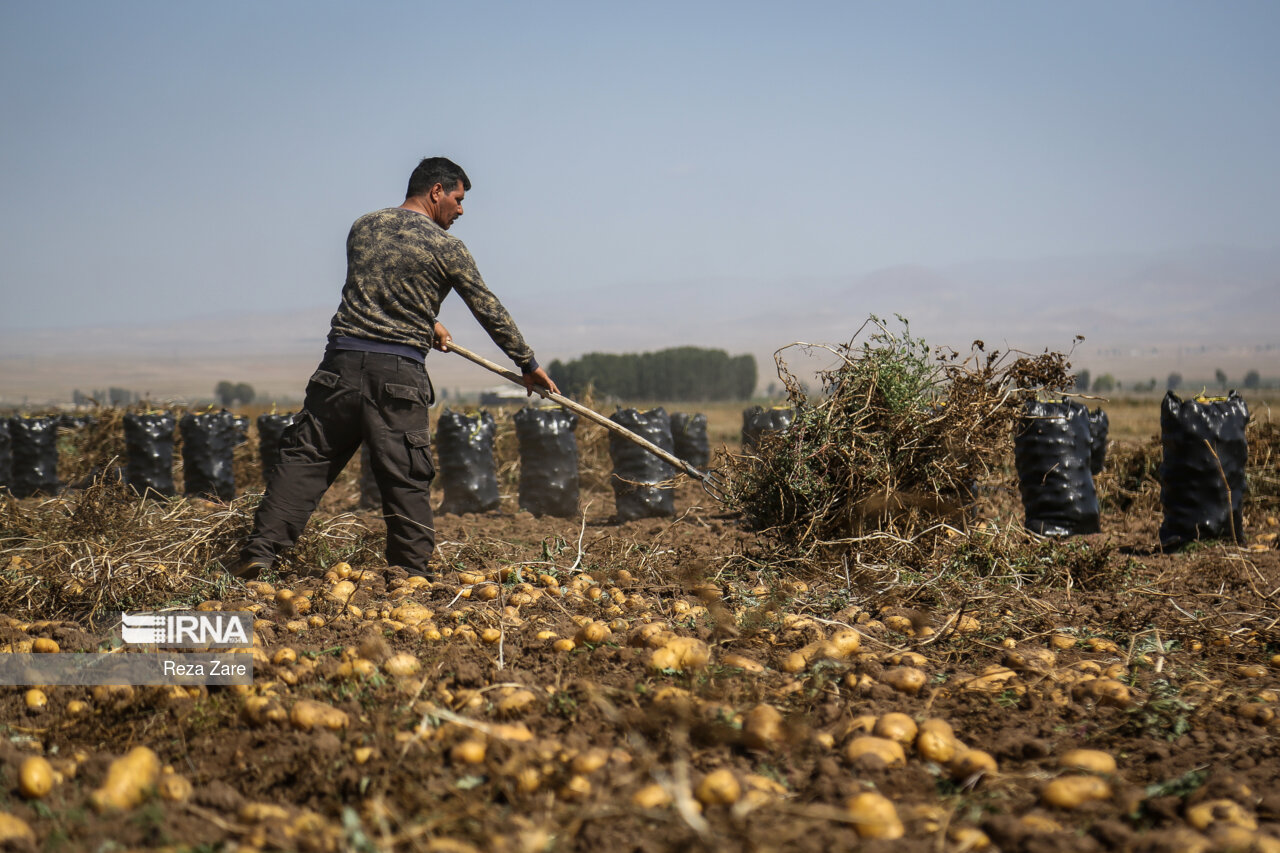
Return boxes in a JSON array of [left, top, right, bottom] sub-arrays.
[[1015, 392, 1249, 551], [0, 407, 724, 522]]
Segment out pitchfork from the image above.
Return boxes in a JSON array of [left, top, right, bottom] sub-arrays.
[[446, 342, 728, 503]]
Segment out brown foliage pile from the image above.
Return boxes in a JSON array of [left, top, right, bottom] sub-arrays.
[[724, 316, 1076, 559]]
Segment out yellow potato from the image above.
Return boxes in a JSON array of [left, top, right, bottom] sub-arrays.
[[1041, 775, 1112, 809], [632, 783, 672, 809], [0, 814, 35, 844], [950, 749, 997, 781], [743, 704, 785, 751], [289, 699, 349, 732], [383, 653, 420, 677], [575, 622, 610, 644], [694, 768, 741, 806], [873, 712, 918, 746], [1185, 799, 1257, 831], [496, 689, 538, 716], [879, 666, 927, 694], [916, 719, 958, 765], [24, 688, 47, 710], [451, 740, 487, 765], [90, 746, 161, 812], [720, 653, 764, 672], [844, 736, 906, 768], [1058, 749, 1116, 775], [157, 773, 193, 803], [32, 638, 59, 653], [846, 792, 904, 840], [18, 756, 56, 799]]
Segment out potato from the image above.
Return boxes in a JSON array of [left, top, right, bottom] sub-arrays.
[[24, 688, 47, 710], [90, 746, 161, 812], [575, 622, 610, 644], [916, 719, 958, 765], [451, 740, 487, 765], [829, 628, 862, 655], [950, 749, 998, 781], [844, 736, 906, 768], [384, 653, 420, 677], [1072, 678, 1132, 707], [32, 638, 59, 653], [326, 580, 356, 601], [158, 773, 193, 802], [0, 814, 35, 844], [873, 712, 918, 746], [18, 756, 56, 799], [289, 699, 349, 732], [721, 653, 764, 673], [632, 783, 672, 809], [879, 666, 927, 694], [948, 826, 992, 851], [497, 689, 538, 716], [552, 638, 576, 653], [570, 749, 609, 775], [743, 704, 785, 750], [780, 651, 809, 673], [1041, 775, 1111, 809], [846, 792, 904, 840], [240, 802, 290, 823], [667, 636, 711, 669], [1058, 749, 1116, 775], [1185, 799, 1257, 831], [272, 648, 298, 665], [695, 769, 741, 806]]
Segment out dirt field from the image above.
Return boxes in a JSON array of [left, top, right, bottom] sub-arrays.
[[1, 403, 1278, 853]]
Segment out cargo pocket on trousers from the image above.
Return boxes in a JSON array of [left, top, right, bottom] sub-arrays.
[[386, 383, 427, 411], [405, 428, 436, 482]]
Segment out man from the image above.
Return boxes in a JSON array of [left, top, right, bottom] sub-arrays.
[[236, 156, 559, 579]]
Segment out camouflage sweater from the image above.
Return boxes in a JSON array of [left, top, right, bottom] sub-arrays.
[[327, 207, 537, 369]]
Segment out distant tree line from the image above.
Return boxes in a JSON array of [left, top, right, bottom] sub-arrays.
[[548, 347, 757, 401], [1074, 368, 1271, 395]]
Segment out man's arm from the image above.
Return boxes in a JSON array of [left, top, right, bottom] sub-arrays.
[[442, 245, 560, 396]]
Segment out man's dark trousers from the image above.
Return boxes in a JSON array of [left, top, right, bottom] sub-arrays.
[[241, 350, 437, 575]]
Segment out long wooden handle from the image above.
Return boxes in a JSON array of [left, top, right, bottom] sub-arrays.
[[444, 342, 703, 481]]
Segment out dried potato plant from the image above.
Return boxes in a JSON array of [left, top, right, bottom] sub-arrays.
[[0, 473, 378, 621], [724, 315, 1074, 560]]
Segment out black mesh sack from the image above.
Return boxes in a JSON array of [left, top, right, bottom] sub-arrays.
[[359, 444, 382, 510], [180, 411, 238, 500], [256, 414, 293, 481], [1159, 391, 1248, 550], [8, 417, 60, 497], [515, 407, 579, 517], [1014, 400, 1100, 536], [609, 407, 676, 521], [742, 406, 794, 450], [1087, 408, 1109, 475], [670, 412, 710, 469], [436, 410, 499, 514], [0, 419, 11, 493], [124, 413, 176, 498]]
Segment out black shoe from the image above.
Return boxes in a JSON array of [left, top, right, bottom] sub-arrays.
[[231, 559, 272, 580]]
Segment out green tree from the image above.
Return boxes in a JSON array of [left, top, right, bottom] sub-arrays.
[[1092, 373, 1115, 394], [1074, 370, 1091, 392], [215, 381, 236, 407], [1166, 372, 1182, 392], [233, 383, 256, 405], [1243, 369, 1261, 390], [1214, 368, 1228, 390]]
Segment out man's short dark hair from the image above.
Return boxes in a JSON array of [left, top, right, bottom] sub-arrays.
[[406, 157, 471, 198]]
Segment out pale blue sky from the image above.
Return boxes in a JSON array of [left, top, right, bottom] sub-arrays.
[[2, 1, 1278, 336]]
